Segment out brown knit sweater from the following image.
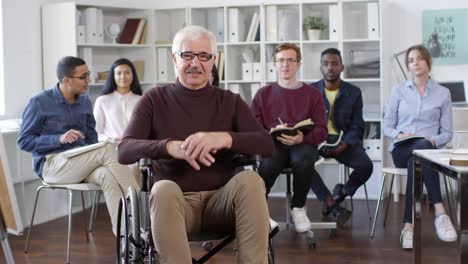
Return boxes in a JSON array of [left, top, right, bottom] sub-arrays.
[[118, 79, 274, 192]]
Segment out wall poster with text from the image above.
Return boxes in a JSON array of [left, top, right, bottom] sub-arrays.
[[422, 9, 468, 65]]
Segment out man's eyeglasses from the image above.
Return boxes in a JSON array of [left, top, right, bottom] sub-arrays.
[[67, 71, 91, 81], [177, 51, 213, 62], [275, 58, 299, 64]]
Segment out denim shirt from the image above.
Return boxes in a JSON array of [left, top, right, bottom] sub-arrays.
[[383, 78, 453, 151], [17, 84, 97, 177], [311, 79, 365, 146]]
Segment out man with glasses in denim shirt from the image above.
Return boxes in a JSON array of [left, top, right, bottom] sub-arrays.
[[118, 26, 274, 264], [251, 43, 351, 232], [18, 56, 138, 236]]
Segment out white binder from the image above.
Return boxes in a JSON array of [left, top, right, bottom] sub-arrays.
[[252, 62, 261, 81], [157, 48, 169, 82], [84, 7, 98, 44], [215, 8, 224, 42], [328, 5, 339, 41], [265, 6, 278, 41], [76, 25, 85, 44], [228, 8, 240, 43], [266, 62, 276, 81], [367, 2, 379, 40], [96, 8, 104, 43], [242, 63, 253, 81]]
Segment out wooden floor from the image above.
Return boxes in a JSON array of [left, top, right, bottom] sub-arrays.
[[1, 196, 459, 264]]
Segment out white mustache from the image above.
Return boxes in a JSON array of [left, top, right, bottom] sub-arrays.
[[186, 67, 203, 74]]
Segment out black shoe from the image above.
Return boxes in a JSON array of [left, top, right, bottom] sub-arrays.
[[330, 204, 352, 227], [322, 202, 332, 216], [332, 184, 347, 204]]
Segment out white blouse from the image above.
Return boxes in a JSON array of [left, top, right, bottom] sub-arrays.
[[93, 91, 141, 142]]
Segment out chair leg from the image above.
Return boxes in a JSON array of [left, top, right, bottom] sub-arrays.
[[66, 190, 73, 264], [80, 192, 89, 242], [24, 185, 46, 253], [364, 184, 371, 223], [370, 173, 387, 238], [342, 165, 353, 211], [383, 175, 395, 228], [89, 191, 97, 232], [285, 173, 292, 228], [94, 191, 101, 220]]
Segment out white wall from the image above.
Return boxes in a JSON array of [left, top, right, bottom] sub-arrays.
[[2, 0, 43, 119]]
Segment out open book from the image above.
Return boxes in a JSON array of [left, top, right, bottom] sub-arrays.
[[393, 135, 425, 147], [318, 131, 344, 151], [270, 118, 314, 138], [61, 142, 107, 159], [449, 148, 468, 166]]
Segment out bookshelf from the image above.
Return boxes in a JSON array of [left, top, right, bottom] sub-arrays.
[[42, 2, 156, 104], [41, 0, 382, 199]]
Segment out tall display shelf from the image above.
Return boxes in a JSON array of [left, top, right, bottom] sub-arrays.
[[42, 2, 156, 104], [41, 0, 382, 199]]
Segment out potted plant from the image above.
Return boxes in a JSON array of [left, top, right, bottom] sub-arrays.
[[303, 16, 327, 40]]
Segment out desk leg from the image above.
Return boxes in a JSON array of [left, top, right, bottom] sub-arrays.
[[460, 172, 468, 264], [413, 156, 422, 264], [0, 216, 14, 264]]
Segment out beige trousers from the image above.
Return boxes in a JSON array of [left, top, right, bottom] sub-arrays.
[[149, 170, 270, 264], [42, 144, 139, 233]]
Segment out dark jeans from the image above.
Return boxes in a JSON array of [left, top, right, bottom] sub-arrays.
[[259, 143, 330, 208], [321, 135, 374, 196], [392, 138, 442, 224]]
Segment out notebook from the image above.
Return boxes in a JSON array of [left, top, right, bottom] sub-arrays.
[[440, 81, 468, 107]]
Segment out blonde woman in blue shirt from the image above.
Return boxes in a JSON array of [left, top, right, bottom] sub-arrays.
[[383, 44, 456, 250]]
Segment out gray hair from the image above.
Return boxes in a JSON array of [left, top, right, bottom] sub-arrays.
[[172, 25, 217, 55]]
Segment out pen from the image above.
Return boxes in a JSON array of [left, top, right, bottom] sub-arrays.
[[277, 117, 284, 126]]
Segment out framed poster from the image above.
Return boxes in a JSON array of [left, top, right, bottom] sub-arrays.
[[423, 9, 468, 65]]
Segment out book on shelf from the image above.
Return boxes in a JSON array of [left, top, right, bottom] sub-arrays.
[[131, 19, 146, 45], [133, 60, 144, 80], [118, 18, 141, 44], [217, 51, 225, 81], [318, 130, 344, 151], [393, 135, 425, 147], [245, 12, 259, 42], [61, 142, 107, 159], [265, 5, 278, 41], [449, 148, 468, 166], [138, 21, 148, 44], [270, 119, 314, 138]]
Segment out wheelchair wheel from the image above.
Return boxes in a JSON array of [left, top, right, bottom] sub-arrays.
[[116, 197, 129, 264], [128, 187, 141, 262], [116, 188, 141, 264]]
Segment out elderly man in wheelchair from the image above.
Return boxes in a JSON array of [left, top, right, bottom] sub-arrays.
[[116, 25, 276, 264]]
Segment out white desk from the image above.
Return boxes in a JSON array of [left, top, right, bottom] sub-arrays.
[[413, 149, 468, 264]]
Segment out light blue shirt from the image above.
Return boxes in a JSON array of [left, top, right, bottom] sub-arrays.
[[17, 84, 97, 177], [383, 78, 453, 151]]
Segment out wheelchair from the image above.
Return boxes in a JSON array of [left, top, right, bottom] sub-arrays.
[[116, 157, 278, 264]]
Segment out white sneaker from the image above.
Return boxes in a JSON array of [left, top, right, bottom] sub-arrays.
[[434, 214, 457, 242], [400, 228, 413, 249], [291, 207, 311, 233], [269, 217, 279, 230]]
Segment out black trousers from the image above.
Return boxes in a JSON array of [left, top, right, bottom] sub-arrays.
[[259, 142, 330, 208], [392, 138, 442, 224], [321, 135, 374, 196]]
